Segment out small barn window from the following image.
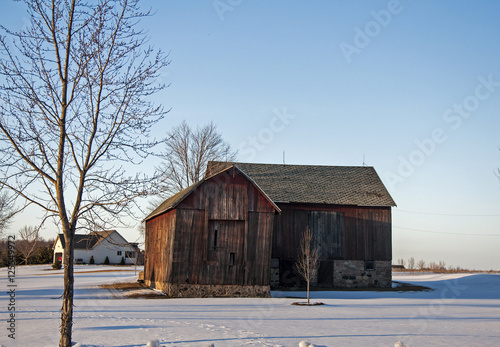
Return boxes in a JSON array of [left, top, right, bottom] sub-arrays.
[[229, 252, 235, 266], [117, 251, 122, 256], [365, 261, 375, 271], [213, 229, 218, 249]]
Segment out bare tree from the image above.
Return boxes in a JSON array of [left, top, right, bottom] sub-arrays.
[[407, 257, 415, 270], [17, 226, 40, 265], [417, 259, 426, 270], [156, 121, 237, 196], [427, 260, 447, 271], [429, 261, 440, 270], [438, 260, 446, 270], [0, 1, 169, 346], [0, 186, 15, 235], [296, 226, 319, 305]]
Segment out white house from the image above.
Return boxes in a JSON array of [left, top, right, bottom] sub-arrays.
[[53, 230, 138, 265]]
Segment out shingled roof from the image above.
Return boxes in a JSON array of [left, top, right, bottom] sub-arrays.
[[57, 230, 115, 250], [145, 180, 204, 221], [207, 162, 396, 207]]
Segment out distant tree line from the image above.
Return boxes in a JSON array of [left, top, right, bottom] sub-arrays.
[[0, 237, 54, 267], [395, 257, 468, 271]]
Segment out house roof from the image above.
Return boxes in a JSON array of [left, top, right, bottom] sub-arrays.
[[207, 162, 396, 207], [145, 165, 281, 221], [56, 230, 122, 250]]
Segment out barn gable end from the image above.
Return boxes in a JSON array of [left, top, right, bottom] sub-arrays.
[[144, 166, 279, 297]]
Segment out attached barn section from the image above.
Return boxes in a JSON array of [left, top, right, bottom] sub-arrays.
[[272, 203, 392, 288]]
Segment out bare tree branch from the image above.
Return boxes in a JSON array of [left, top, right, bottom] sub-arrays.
[[17, 225, 41, 265], [0, 185, 16, 234], [155, 121, 237, 199], [296, 226, 319, 305], [0, 1, 169, 346]]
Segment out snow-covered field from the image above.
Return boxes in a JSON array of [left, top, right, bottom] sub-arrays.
[[1, 265, 500, 347]]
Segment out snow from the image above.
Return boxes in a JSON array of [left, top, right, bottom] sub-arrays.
[[1, 265, 500, 346], [146, 340, 160, 347]]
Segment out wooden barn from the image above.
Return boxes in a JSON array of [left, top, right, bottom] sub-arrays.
[[143, 165, 280, 297], [206, 162, 396, 289], [145, 162, 396, 297]]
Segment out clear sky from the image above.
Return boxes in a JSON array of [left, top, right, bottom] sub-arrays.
[[2, 1, 500, 270]]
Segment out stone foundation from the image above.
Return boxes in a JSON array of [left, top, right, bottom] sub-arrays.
[[145, 280, 271, 298], [333, 260, 391, 288], [146, 260, 391, 294]]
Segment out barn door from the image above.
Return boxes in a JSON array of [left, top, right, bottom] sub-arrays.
[[307, 211, 344, 287], [207, 220, 245, 285]]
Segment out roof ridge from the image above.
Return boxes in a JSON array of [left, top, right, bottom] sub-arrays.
[[232, 161, 374, 168]]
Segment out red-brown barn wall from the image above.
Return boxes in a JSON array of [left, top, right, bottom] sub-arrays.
[[144, 209, 176, 287], [272, 203, 392, 261], [146, 168, 276, 294]]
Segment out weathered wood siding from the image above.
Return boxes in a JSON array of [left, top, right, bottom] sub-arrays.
[[272, 203, 391, 261], [272, 203, 391, 287], [144, 209, 176, 287], [354, 208, 392, 261], [145, 167, 276, 289], [308, 211, 344, 259], [170, 208, 206, 284], [246, 211, 273, 285]]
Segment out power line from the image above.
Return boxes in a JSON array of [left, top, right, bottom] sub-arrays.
[[394, 225, 500, 237], [394, 209, 500, 217]]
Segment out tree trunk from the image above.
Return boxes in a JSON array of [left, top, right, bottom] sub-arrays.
[[307, 279, 310, 305], [59, 233, 74, 347]]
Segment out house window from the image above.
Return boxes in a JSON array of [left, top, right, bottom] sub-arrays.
[[365, 261, 375, 271], [125, 251, 134, 258], [117, 251, 122, 256]]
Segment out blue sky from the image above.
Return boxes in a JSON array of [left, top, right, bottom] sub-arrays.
[[2, 1, 500, 270]]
